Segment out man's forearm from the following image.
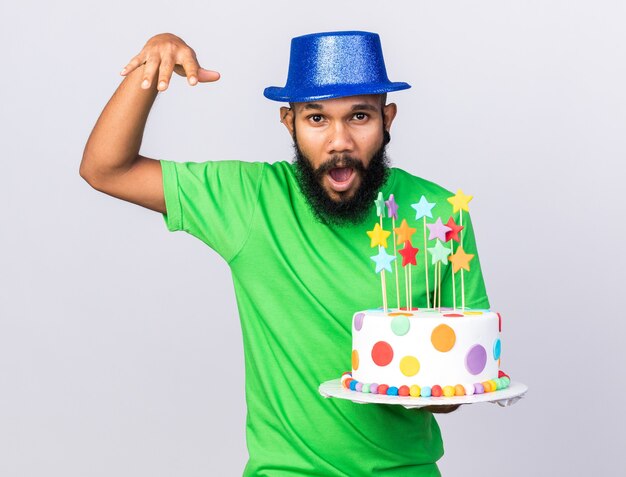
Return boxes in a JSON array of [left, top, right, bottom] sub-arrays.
[[80, 66, 158, 182], [422, 405, 461, 413]]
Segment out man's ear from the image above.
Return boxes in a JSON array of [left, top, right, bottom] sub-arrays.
[[280, 106, 295, 137], [383, 102, 398, 133]]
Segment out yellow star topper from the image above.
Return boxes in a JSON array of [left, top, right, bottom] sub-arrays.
[[447, 189, 473, 213], [448, 245, 475, 273], [394, 219, 417, 245], [366, 223, 391, 248]]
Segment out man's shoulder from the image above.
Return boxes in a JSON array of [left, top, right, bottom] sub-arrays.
[[390, 167, 454, 199]]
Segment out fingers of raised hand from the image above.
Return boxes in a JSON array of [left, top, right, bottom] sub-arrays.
[[179, 59, 200, 86], [157, 58, 175, 91], [141, 56, 161, 89], [120, 55, 144, 76], [198, 68, 220, 83], [121, 37, 216, 90]]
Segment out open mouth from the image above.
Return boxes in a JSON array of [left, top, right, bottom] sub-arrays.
[[327, 167, 356, 192]]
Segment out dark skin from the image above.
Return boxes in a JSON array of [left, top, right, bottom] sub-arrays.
[[81, 32, 461, 414]]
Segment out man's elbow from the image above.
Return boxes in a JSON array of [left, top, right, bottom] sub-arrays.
[[79, 159, 107, 192]]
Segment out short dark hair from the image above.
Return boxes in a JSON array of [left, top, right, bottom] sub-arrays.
[[288, 93, 387, 113]]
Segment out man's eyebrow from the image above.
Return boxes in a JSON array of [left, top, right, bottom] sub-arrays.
[[297, 102, 379, 112], [350, 104, 378, 112], [301, 103, 324, 111]]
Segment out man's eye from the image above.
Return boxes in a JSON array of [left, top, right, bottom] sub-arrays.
[[353, 113, 367, 120], [310, 115, 323, 123]]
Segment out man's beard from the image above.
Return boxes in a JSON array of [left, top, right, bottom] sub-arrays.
[[292, 136, 390, 226]]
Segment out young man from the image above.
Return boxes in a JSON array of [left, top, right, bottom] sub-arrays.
[[81, 31, 489, 477]]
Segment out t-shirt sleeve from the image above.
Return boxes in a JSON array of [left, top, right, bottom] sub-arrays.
[[160, 159, 265, 262]]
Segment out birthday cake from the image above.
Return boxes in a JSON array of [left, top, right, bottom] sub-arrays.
[[343, 308, 509, 397], [340, 191, 511, 398]]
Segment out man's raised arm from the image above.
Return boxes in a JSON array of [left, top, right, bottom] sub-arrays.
[[79, 33, 220, 213]]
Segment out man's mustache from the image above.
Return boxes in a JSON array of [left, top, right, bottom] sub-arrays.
[[314, 156, 366, 180]]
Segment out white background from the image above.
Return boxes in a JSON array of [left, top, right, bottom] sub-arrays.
[[2, 1, 625, 475]]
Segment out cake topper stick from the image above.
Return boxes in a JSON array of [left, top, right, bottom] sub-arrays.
[[432, 262, 438, 310], [409, 264, 412, 309], [385, 194, 400, 309], [427, 239, 452, 311], [445, 216, 464, 310], [438, 262, 442, 310], [395, 220, 417, 310], [398, 240, 419, 310], [447, 190, 473, 309], [405, 264, 410, 310], [425, 223, 430, 308], [370, 246, 396, 312], [448, 244, 475, 310], [451, 246, 456, 310], [411, 196, 435, 308], [460, 214, 464, 309], [381, 251, 389, 312], [373, 193, 391, 311]]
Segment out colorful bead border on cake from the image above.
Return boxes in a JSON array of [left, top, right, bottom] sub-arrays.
[[340, 371, 511, 397]]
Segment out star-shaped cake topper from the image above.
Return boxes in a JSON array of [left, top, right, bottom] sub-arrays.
[[426, 217, 452, 242], [411, 195, 435, 220], [398, 241, 419, 267], [394, 219, 417, 245], [445, 217, 464, 243], [385, 194, 399, 220], [366, 223, 391, 248], [370, 248, 397, 273], [375, 192, 386, 217], [447, 189, 473, 213], [448, 244, 475, 273], [427, 239, 452, 265]]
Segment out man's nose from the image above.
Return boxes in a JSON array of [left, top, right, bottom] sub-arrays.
[[326, 122, 354, 154]]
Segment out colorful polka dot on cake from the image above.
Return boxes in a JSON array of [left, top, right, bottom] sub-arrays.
[[431, 324, 456, 352], [390, 315, 410, 335], [371, 341, 394, 366], [493, 339, 501, 360], [399, 356, 420, 376], [352, 350, 359, 370], [465, 344, 487, 375], [353, 313, 365, 331]]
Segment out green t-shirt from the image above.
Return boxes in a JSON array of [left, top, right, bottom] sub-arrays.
[[160, 159, 489, 477]]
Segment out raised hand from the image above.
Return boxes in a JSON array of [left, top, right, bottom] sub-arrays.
[[119, 33, 220, 91]]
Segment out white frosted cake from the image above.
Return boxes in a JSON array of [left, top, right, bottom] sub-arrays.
[[342, 307, 510, 397]]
